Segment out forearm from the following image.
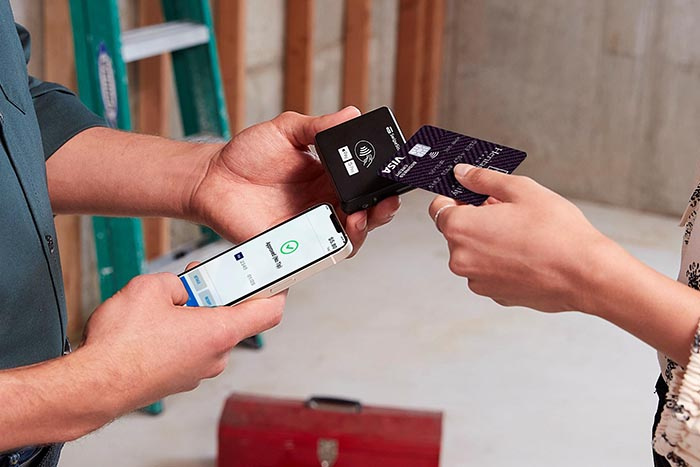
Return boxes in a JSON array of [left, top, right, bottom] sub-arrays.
[[580, 237, 699, 365], [0, 347, 128, 450], [46, 127, 223, 220]]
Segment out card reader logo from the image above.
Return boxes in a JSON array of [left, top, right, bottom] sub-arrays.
[[386, 126, 401, 150], [354, 140, 376, 168], [408, 143, 431, 158], [280, 240, 299, 254], [381, 156, 405, 174]]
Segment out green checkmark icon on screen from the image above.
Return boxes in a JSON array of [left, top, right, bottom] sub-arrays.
[[281, 240, 299, 254]]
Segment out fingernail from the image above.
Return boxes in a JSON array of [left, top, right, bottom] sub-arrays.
[[356, 215, 368, 231], [454, 164, 475, 178], [390, 197, 402, 216]]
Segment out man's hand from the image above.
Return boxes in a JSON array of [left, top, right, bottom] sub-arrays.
[[49, 108, 399, 254], [81, 273, 284, 412], [188, 107, 401, 253], [429, 164, 613, 312], [0, 272, 284, 450]]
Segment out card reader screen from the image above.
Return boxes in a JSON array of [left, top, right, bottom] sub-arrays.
[[180, 205, 346, 306]]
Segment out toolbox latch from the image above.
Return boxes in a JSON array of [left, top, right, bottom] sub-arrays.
[[317, 438, 338, 467]]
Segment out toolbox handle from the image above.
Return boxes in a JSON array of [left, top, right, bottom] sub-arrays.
[[305, 396, 362, 413]]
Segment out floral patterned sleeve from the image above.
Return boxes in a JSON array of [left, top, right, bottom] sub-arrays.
[[654, 183, 700, 466], [659, 185, 700, 390], [654, 320, 700, 466]]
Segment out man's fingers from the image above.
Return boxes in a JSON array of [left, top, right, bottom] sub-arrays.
[[344, 211, 368, 258], [277, 106, 361, 148], [184, 261, 201, 272], [367, 196, 401, 230], [210, 293, 286, 343], [340, 196, 400, 257], [185, 261, 200, 271], [149, 272, 190, 306], [454, 164, 520, 202]]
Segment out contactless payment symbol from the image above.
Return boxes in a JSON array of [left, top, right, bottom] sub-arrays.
[[354, 140, 375, 168], [281, 240, 299, 254]]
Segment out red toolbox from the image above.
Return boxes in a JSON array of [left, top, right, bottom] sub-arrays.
[[218, 394, 442, 466]]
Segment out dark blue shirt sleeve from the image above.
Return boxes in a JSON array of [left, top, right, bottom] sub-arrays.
[[16, 23, 106, 160]]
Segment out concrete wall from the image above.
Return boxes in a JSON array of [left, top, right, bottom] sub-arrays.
[[440, 0, 700, 216], [12, 0, 700, 216]]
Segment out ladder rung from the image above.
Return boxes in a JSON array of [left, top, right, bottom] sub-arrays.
[[147, 239, 232, 275], [184, 133, 228, 143], [122, 21, 210, 63]]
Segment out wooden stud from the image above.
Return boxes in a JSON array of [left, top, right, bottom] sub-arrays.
[[419, 0, 445, 125], [138, 0, 171, 260], [215, 0, 246, 134], [43, 0, 84, 342], [54, 217, 83, 342], [284, 0, 314, 114], [393, 0, 428, 134], [342, 0, 371, 112], [43, 0, 77, 89]]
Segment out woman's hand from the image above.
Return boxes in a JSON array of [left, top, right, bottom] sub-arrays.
[[429, 164, 614, 312]]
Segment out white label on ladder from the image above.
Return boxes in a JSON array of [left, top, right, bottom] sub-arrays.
[[98, 43, 118, 128]]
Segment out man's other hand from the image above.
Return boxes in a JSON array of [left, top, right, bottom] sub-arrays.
[[80, 273, 285, 412]]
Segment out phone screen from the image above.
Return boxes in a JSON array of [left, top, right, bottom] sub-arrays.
[[179, 204, 347, 306]]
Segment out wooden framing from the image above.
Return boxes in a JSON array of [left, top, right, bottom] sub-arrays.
[[43, 0, 84, 342], [419, 0, 445, 124], [342, 0, 372, 111], [284, 0, 314, 114], [138, 0, 171, 260], [393, 0, 428, 134], [215, 0, 246, 134]]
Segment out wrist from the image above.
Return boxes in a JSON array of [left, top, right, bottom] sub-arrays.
[[0, 347, 128, 446], [178, 142, 225, 223], [569, 233, 634, 317], [60, 346, 126, 437]]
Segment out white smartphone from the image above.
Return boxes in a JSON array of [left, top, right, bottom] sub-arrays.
[[179, 204, 353, 306]]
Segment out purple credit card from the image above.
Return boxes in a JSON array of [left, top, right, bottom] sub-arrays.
[[378, 125, 527, 205]]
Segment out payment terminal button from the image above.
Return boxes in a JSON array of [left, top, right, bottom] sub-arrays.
[[197, 290, 215, 307], [189, 271, 207, 291]]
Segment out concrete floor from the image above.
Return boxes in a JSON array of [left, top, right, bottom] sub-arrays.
[[60, 190, 683, 466]]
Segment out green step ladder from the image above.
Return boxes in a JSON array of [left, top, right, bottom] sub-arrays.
[[68, 0, 260, 415]]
